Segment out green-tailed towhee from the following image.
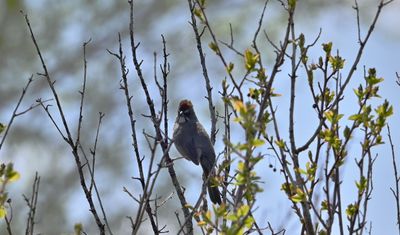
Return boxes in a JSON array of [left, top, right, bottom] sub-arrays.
[[173, 99, 221, 204]]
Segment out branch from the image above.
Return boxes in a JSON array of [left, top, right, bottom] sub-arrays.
[[108, 32, 159, 234], [256, 1, 295, 124], [22, 11, 74, 146], [0, 76, 36, 150], [388, 124, 400, 234], [128, 1, 192, 233], [23, 12, 108, 234], [24, 172, 40, 235], [187, 0, 217, 144], [190, 0, 243, 99], [332, 0, 393, 108], [75, 38, 92, 147]]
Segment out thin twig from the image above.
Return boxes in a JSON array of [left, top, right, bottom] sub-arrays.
[[190, 0, 242, 99], [256, 1, 295, 124], [388, 124, 400, 234], [5, 199, 14, 235], [22, 11, 73, 146], [75, 39, 91, 148], [108, 32, 159, 234], [23, 12, 107, 234], [0, 76, 35, 150], [127, 1, 192, 233], [331, 0, 392, 109], [187, 0, 217, 145], [24, 172, 40, 235], [85, 113, 114, 235]]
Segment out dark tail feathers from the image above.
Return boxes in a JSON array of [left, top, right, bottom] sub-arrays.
[[208, 181, 221, 204], [200, 155, 221, 204]]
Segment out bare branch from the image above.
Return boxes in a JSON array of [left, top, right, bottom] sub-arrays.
[[109, 32, 159, 234], [127, 1, 192, 233], [187, 0, 218, 145], [23, 12, 110, 234], [0, 76, 36, 150], [75, 38, 92, 147], [388, 124, 400, 234], [24, 172, 40, 235]]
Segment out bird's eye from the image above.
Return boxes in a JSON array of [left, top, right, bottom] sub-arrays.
[[179, 109, 189, 115]]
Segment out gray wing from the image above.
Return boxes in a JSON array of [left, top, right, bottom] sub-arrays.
[[195, 124, 221, 204], [196, 123, 216, 176], [173, 124, 200, 165]]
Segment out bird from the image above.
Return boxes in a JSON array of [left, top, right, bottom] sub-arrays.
[[173, 99, 221, 204]]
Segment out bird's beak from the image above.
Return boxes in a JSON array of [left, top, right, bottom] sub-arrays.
[[177, 111, 186, 123]]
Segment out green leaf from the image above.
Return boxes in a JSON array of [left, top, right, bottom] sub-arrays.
[[307, 70, 314, 84], [297, 167, 307, 175], [248, 88, 260, 100], [226, 62, 234, 73], [8, 171, 20, 182], [199, 0, 206, 7], [306, 162, 316, 179], [74, 223, 83, 235], [184, 204, 194, 210], [214, 203, 227, 217], [237, 161, 245, 172], [376, 100, 393, 117], [275, 139, 285, 149], [233, 117, 242, 123], [298, 33, 305, 48], [346, 203, 358, 218], [329, 55, 345, 71], [356, 176, 367, 194], [318, 230, 328, 235], [6, 0, 22, 10], [0, 164, 5, 177], [251, 138, 265, 147], [238, 204, 250, 217], [197, 220, 206, 226], [353, 85, 364, 99], [0, 123, 5, 134], [324, 110, 334, 123], [367, 76, 384, 86], [5, 163, 20, 182], [193, 8, 204, 22], [237, 143, 248, 151], [208, 42, 219, 54], [375, 135, 383, 145], [324, 89, 335, 104], [244, 215, 254, 228], [343, 126, 351, 139], [256, 68, 267, 82], [348, 114, 361, 121], [0, 206, 6, 218], [324, 110, 343, 123], [318, 56, 323, 67], [288, 0, 296, 10], [226, 213, 238, 221], [202, 210, 212, 223], [291, 188, 305, 203], [365, 68, 384, 85], [321, 200, 328, 210], [244, 49, 259, 71], [231, 99, 245, 113], [322, 42, 332, 55]]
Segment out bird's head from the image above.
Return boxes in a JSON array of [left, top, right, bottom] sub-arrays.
[[176, 99, 197, 124]]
